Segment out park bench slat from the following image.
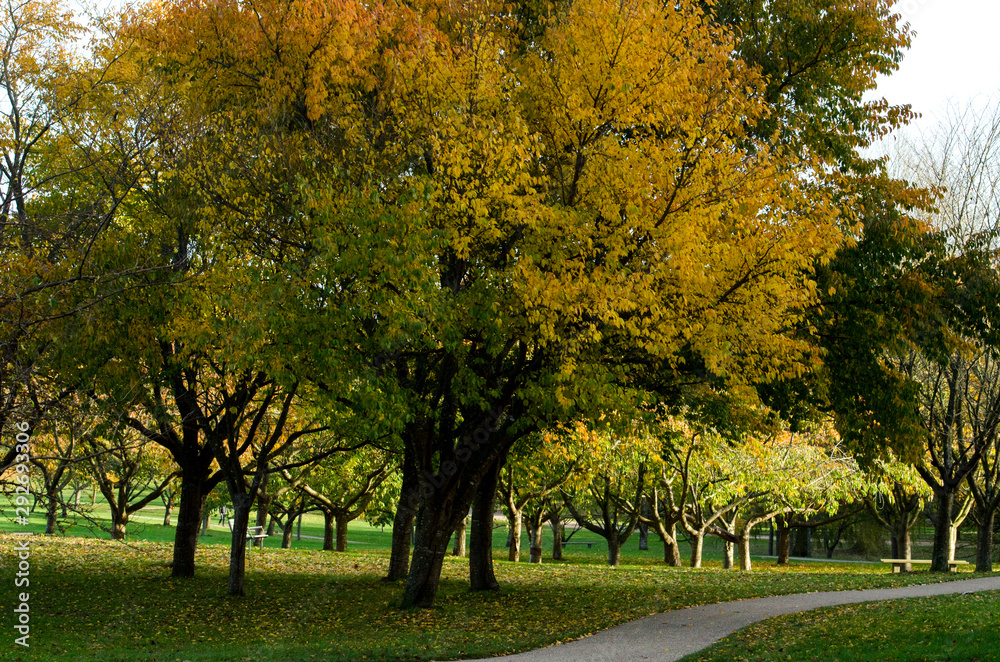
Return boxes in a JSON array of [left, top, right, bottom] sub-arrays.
[[880, 558, 968, 573], [226, 518, 269, 549]]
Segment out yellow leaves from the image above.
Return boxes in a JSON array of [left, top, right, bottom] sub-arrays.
[[483, 0, 842, 378], [141, 0, 380, 123], [102, 0, 855, 454]]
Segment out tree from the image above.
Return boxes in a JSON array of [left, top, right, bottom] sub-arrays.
[[776, 506, 865, 562], [83, 305, 222, 577], [1, 0, 171, 479], [724, 3, 994, 490], [266, 478, 311, 549], [968, 450, 1000, 572], [135, 0, 859, 608], [450, 514, 468, 558], [66, 469, 95, 515], [678, 423, 769, 569], [159, 474, 179, 526], [680, 419, 868, 571], [865, 453, 932, 570], [710, 0, 913, 172], [546, 503, 570, 561], [282, 446, 393, 552], [562, 424, 651, 566], [0, 0, 80, 471], [888, 102, 1000, 572], [83, 413, 178, 539], [500, 431, 579, 563], [0, 0, 230, 577], [468, 455, 505, 592], [28, 404, 79, 534], [639, 406, 752, 567], [896, 347, 999, 571]]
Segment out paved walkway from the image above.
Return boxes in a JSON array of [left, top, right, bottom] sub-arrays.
[[464, 576, 1000, 662]]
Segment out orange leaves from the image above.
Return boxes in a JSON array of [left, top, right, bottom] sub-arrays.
[[139, 0, 381, 121]]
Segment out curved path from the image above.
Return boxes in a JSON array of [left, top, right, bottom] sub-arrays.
[[464, 576, 1000, 662]]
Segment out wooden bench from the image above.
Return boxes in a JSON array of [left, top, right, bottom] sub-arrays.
[[227, 519, 269, 549], [880, 558, 969, 573], [561, 541, 594, 549]]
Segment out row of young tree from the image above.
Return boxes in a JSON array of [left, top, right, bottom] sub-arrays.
[[3, 0, 1000, 608], [19, 394, 999, 582]]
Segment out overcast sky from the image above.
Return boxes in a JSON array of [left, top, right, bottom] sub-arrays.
[[871, 0, 1000, 135]]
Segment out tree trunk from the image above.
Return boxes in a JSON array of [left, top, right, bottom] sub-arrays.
[[659, 521, 681, 566], [452, 517, 467, 557], [470, 458, 502, 591], [322, 510, 335, 551], [45, 495, 58, 535], [607, 534, 621, 566], [255, 472, 270, 529], [507, 511, 522, 562], [894, 520, 913, 572], [976, 508, 995, 572], [173, 472, 208, 577], [663, 531, 681, 566], [826, 535, 838, 559], [402, 499, 462, 608], [528, 520, 544, 564], [739, 533, 752, 571], [550, 514, 564, 560], [722, 539, 734, 569], [931, 489, 955, 572], [638, 521, 649, 550], [111, 508, 128, 540], [792, 527, 809, 557], [227, 494, 252, 597], [776, 519, 791, 565], [335, 512, 349, 552], [163, 495, 173, 527], [281, 514, 295, 549], [386, 488, 417, 581], [690, 531, 704, 568]]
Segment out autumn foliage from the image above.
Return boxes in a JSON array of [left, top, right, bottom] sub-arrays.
[[3, 0, 954, 611]]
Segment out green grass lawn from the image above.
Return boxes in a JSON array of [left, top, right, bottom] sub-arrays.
[[0, 495, 991, 661], [0, 531, 988, 662], [684, 591, 1000, 661]]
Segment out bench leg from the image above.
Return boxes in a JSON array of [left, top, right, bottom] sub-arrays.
[[893, 564, 902, 573]]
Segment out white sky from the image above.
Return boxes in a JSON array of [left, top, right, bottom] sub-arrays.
[[870, 0, 1000, 134]]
